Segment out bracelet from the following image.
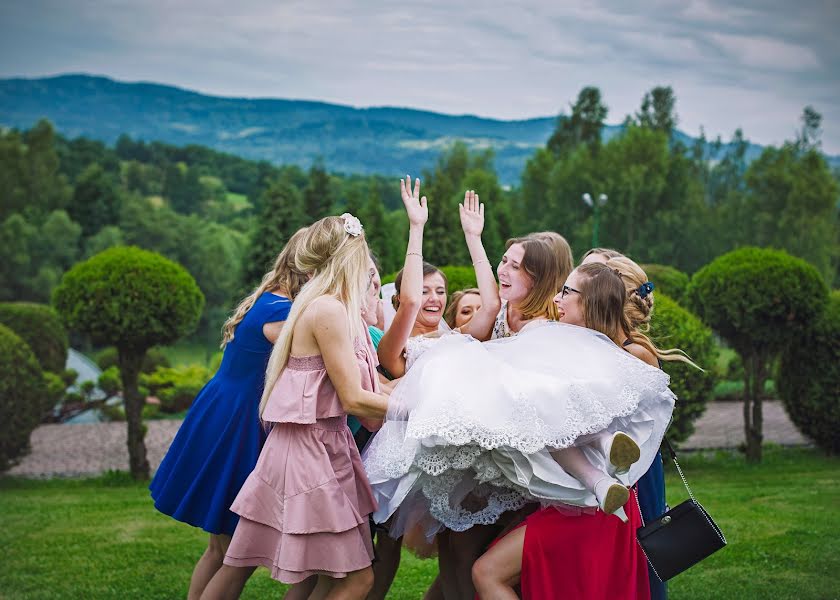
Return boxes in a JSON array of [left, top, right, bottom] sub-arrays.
[[406, 252, 423, 258], [473, 259, 490, 267]]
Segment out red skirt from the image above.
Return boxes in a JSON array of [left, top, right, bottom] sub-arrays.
[[514, 492, 650, 600]]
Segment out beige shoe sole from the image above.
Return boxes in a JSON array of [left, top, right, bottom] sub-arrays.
[[609, 432, 641, 473], [602, 483, 630, 516]]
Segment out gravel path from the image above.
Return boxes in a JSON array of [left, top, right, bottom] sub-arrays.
[[6, 401, 810, 478]]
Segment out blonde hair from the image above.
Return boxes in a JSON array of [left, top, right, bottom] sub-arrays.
[[505, 237, 560, 321], [581, 247, 623, 263], [221, 227, 309, 347], [259, 216, 371, 416], [606, 255, 699, 368], [444, 288, 480, 329], [528, 231, 574, 294]]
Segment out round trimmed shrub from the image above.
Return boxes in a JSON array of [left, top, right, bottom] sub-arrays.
[[648, 294, 719, 444], [0, 302, 69, 373], [53, 247, 204, 351], [140, 365, 211, 413], [641, 264, 689, 303], [0, 324, 46, 471], [53, 246, 204, 479], [686, 247, 827, 357], [778, 291, 840, 454]]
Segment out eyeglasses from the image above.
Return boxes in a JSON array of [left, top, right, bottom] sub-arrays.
[[560, 285, 581, 299]]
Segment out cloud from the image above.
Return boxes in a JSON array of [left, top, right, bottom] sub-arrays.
[[0, 0, 838, 152]]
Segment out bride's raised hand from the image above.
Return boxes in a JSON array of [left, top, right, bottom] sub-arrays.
[[400, 175, 428, 227], [459, 190, 484, 237]]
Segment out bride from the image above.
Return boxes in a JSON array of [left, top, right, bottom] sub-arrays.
[[362, 193, 675, 539]]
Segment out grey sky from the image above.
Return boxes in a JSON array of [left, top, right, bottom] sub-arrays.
[[2, 0, 839, 152]]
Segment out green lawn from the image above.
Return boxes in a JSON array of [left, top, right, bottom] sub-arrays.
[[0, 447, 837, 599]]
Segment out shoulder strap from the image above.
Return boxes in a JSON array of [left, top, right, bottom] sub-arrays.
[[663, 438, 697, 502]]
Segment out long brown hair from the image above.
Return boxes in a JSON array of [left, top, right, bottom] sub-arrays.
[[575, 262, 628, 345], [528, 231, 574, 294], [505, 237, 560, 321], [221, 227, 309, 347]]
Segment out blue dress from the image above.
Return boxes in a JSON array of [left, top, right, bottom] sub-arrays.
[[150, 292, 292, 535]]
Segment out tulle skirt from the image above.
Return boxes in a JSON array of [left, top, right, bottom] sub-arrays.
[[362, 322, 675, 538]]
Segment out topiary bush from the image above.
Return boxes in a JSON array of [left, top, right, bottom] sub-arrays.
[[0, 302, 69, 373], [641, 264, 690, 303], [686, 247, 828, 461], [0, 324, 47, 471], [53, 246, 204, 479], [648, 294, 719, 444], [141, 365, 211, 413], [778, 291, 840, 454]]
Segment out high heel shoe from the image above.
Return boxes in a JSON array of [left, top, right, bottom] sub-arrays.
[[594, 477, 630, 522], [602, 432, 641, 474]]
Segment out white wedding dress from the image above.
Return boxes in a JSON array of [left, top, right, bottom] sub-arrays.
[[362, 321, 675, 538]]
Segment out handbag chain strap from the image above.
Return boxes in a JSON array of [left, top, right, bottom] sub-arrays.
[[663, 437, 697, 503], [638, 438, 727, 546]]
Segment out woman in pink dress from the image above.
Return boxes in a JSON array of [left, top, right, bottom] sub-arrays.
[[202, 214, 391, 600]]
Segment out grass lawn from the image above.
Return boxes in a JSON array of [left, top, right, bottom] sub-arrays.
[[159, 341, 219, 369], [1, 446, 837, 599]]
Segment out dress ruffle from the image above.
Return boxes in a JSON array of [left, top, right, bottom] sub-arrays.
[[363, 323, 675, 537]]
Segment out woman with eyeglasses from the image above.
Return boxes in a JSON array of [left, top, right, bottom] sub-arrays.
[[472, 262, 661, 599]]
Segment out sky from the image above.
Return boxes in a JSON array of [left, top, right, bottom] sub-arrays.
[[1, 0, 839, 153]]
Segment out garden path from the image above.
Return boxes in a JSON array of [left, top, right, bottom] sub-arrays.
[[7, 401, 809, 477]]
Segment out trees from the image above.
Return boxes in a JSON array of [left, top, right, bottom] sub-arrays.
[[547, 86, 608, 157], [241, 176, 307, 291], [742, 142, 838, 281], [53, 247, 204, 479], [68, 164, 121, 237], [637, 86, 677, 136], [687, 248, 828, 462]]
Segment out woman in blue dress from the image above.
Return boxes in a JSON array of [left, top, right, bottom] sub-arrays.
[[150, 227, 308, 600]]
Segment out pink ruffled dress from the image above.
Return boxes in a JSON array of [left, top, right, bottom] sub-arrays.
[[223, 331, 379, 583]]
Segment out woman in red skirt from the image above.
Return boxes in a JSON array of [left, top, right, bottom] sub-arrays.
[[473, 263, 657, 599]]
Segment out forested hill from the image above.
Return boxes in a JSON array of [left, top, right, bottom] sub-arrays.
[[0, 74, 804, 184]]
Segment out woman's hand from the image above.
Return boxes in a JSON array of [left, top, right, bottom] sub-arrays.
[[401, 175, 428, 227], [459, 190, 484, 237]]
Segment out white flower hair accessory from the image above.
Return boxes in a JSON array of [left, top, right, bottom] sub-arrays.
[[341, 213, 363, 237]]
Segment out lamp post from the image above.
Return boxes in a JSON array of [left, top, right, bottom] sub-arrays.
[[582, 192, 608, 248]]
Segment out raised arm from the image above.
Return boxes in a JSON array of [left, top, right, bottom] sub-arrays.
[[459, 190, 501, 341], [313, 298, 389, 419], [377, 175, 428, 377]]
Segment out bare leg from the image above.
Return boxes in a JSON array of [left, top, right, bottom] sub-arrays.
[[549, 446, 603, 491], [189, 533, 231, 600], [471, 526, 526, 600], [366, 530, 402, 600], [285, 576, 318, 599], [437, 524, 501, 599], [200, 563, 257, 600], [325, 567, 375, 600]]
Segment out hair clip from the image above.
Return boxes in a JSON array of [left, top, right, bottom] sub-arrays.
[[340, 213, 363, 237], [637, 281, 655, 298]]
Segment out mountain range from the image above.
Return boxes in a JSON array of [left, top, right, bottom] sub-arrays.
[[1, 74, 836, 184]]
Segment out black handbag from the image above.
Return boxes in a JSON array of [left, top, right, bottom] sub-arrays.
[[635, 438, 727, 582]]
